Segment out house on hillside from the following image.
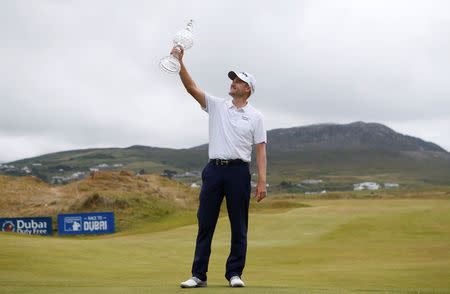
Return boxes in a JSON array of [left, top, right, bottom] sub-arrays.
[[174, 171, 201, 178], [51, 172, 86, 184], [384, 183, 399, 188], [301, 179, 324, 184], [353, 182, 380, 191], [305, 190, 327, 195], [69, 172, 86, 180], [51, 176, 66, 185], [1, 165, 17, 172]]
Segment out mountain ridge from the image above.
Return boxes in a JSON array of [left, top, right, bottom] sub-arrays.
[[2, 121, 449, 187], [188, 121, 447, 153], [4, 122, 448, 165], [265, 121, 446, 152]]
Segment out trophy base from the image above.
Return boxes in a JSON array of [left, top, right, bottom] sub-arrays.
[[159, 55, 181, 74]]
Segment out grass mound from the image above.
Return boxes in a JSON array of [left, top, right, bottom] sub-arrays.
[[76, 193, 130, 210], [0, 172, 311, 234], [0, 172, 199, 233]]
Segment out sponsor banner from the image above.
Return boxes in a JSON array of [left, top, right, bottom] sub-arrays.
[[58, 212, 115, 235], [0, 217, 53, 235]]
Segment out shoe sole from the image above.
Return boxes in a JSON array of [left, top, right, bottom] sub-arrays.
[[180, 283, 207, 288], [230, 283, 245, 287]]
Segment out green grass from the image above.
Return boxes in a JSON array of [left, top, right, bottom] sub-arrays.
[[1, 199, 449, 294]]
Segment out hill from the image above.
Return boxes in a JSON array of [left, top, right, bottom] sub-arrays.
[[188, 121, 447, 152], [1, 122, 449, 190], [266, 121, 447, 152]]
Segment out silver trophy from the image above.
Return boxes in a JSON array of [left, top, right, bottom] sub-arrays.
[[160, 20, 194, 74]]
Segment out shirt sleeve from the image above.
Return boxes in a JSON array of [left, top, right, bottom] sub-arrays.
[[253, 114, 267, 144], [201, 93, 223, 113]]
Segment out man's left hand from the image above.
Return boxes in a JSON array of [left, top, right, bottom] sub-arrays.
[[254, 181, 267, 202]]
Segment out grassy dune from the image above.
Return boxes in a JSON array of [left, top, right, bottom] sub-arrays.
[[1, 199, 449, 294], [0, 172, 200, 233]]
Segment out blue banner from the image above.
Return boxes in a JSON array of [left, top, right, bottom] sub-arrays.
[[58, 212, 115, 235], [0, 217, 53, 235]]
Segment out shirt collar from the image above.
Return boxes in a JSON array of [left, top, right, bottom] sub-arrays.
[[226, 99, 249, 113]]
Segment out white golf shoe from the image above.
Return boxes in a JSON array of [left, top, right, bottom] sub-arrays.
[[180, 276, 207, 288], [229, 276, 245, 287]]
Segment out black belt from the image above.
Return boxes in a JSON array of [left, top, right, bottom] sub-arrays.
[[210, 159, 247, 166]]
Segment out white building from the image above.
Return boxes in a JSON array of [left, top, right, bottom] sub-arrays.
[[301, 179, 324, 184], [304, 190, 327, 195], [51, 176, 66, 185], [0, 164, 15, 170], [354, 182, 380, 191], [69, 172, 86, 180], [384, 183, 399, 188]]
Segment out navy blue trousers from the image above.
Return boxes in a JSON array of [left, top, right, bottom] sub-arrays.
[[191, 161, 251, 281]]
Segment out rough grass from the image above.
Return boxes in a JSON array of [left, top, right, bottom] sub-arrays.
[[0, 173, 319, 233], [0, 172, 200, 232], [1, 199, 449, 294]]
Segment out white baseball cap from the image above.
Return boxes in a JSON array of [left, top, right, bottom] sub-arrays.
[[228, 71, 256, 96]]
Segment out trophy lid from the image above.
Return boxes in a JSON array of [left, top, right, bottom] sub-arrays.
[[185, 20, 194, 32], [174, 19, 194, 49]]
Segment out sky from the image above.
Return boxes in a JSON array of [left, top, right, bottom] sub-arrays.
[[1, 0, 449, 163]]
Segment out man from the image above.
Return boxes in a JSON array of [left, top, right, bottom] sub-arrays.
[[173, 47, 267, 288]]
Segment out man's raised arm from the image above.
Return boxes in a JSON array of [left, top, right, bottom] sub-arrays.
[[172, 47, 206, 108]]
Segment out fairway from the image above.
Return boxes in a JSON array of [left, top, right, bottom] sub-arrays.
[[1, 199, 449, 294]]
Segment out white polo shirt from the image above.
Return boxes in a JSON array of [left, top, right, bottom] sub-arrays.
[[202, 93, 267, 162]]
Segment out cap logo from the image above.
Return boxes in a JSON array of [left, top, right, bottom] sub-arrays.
[[240, 72, 254, 93]]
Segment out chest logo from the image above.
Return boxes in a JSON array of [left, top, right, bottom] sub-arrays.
[[241, 116, 249, 121]]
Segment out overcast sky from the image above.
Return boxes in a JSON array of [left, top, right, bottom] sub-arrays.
[[1, 0, 449, 163]]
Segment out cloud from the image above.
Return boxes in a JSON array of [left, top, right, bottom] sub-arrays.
[[1, 0, 449, 162]]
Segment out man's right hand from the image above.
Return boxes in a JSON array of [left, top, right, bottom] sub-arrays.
[[171, 46, 184, 61]]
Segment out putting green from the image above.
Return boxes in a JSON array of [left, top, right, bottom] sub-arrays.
[[1, 199, 449, 294]]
